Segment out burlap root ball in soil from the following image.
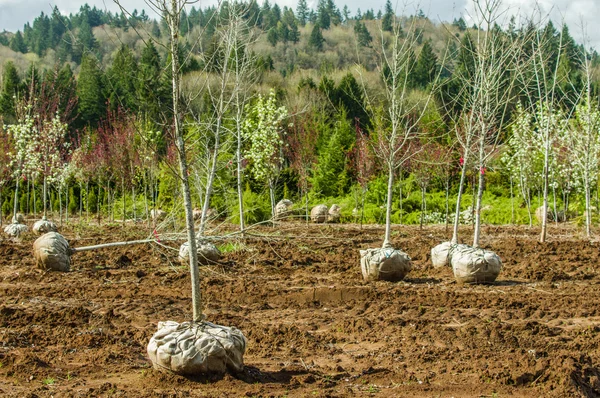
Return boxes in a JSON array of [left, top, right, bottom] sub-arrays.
[[311, 204, 328, 223], [178, 240, 221, 265], [33, 232, 71, 272], [4, 223, 28, 238], [274, 199, 294, 220], [12, 213, 25, 224], [431, 242, 471, 268], [450, 245, 502, 284], [33, 219, 58, 234], [147, 320, 246, 375], [360, 247, 412, 282], [328, 204, 341, 223]]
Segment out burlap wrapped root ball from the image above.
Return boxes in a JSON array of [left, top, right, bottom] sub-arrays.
[[360, 247, 412, 282], [274, 199, 294, 220], [33, 232, 71, 272], [450, 245, 502, 284], [178, 240, 221, 265], [430, 242, 471, 268], [33, 218, 58, 234], [311, 204, 328, 223], [4, 223, 28, 238], [147, 320, 246, 375], [328, 204, 341, 223]]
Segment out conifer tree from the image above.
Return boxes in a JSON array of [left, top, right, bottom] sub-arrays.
[[297, 0, 309, 26], [107, 45, 138, 111], [9, 31, 27, 54], [309, 23, 325, 51], [382, 0, 394, 32], [414, 40, 438, 88], [76, 54, 105, 126], [0, 62, 21, 121]]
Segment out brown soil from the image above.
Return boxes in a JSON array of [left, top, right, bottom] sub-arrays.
[[1, 221, 600, 397]]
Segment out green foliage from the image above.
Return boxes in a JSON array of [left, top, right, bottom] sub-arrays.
[[311, 114, 355, 197], [68, 186, 79, 214], [88, 187, 98, 213], [227, 184, 271, 225], [0, 61, 20, 121], [354, 21, 372, 47], [76, 54, 105, 126], [308, 24, 325, 51]]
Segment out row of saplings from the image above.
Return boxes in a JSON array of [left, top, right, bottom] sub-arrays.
[[4, 198, 501, 378]]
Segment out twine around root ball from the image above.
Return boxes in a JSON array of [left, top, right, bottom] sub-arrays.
[[360, 246, 412, 282], [147, 320, 246, 375], [4, 223, 28, 239]]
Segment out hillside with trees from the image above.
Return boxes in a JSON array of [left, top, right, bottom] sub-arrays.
[[1, 0, 600, 234]]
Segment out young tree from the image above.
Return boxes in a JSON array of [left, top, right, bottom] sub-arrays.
[[370, 10, 439, 248], [243, 89, 288, 219], [309, 23, 325, 51], [449, 1, 528, 248], [0, 128, 13, 226]]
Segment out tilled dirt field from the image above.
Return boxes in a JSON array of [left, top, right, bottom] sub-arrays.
[[1, 221, 600, 397]]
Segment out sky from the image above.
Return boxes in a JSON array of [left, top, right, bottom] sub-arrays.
[[0, 0, 599, 49]]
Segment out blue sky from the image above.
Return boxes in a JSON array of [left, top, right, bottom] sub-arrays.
[[1, 0, 598, 49]]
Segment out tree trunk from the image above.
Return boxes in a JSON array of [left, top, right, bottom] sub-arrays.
[[79, 182, 83, 222], [122, 177, 126, 227], [43, 176, 47, 219], [552, 183, 558, 227], [420, 184, 425, 230], [452, 155, 469, 244], [445, 176, 450, 233], [132, 185, 137, 221], [472, 167, 485, 248], [398, 171, 403, 225], [169, 0, 202, 322], [65, 182, 69, 224], [144, 175, 149, 224], [510, 175, 515, 224], [585, 172, 591, 238], [268, 178, 276, 222], [13, 178, 20, 222], [86, 180, 90, 223], [383, 161, 394, 248], [59, 185, 63, 226], [236, 131, 245, 234]]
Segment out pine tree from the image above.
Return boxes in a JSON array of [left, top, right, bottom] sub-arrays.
[[414, 40, 438, 88], [309, 23, 325, 51], [76, 54, 105, 126], [382, 0, 394, 32], [354, 20, 372, 47], [267, 27, 279, 46], [0, 61, 21, 121], [317, 0, 331, 29], [137, 41, 167, 125], [9, 31, 27, 53], [297, 0, 309, 26], [311, 113, 355, 197], [342, 6, 350, 23], [107, 45, 138, 110], [337, 73, 370, 128]]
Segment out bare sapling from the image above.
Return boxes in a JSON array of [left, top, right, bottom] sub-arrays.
[[359, 3, 442, 282], [113, 0, 247, 376], [432, 0, 530, 282], [567, 38, 600, 239]]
